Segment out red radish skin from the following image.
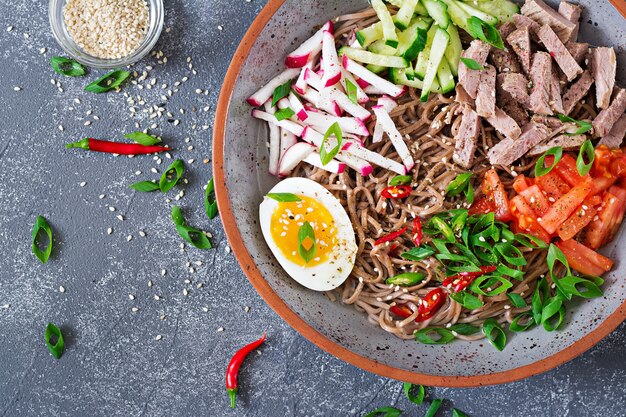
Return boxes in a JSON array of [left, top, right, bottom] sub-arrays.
[[285, 21, 333, 68], [342, 55, 406, 98], [321, 30, 342, 87], [247, 68, 300, 107]]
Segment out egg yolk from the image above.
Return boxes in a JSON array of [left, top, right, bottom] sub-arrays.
[[270, 195, 338, 267]]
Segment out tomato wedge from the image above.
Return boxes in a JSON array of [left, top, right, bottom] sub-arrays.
[[442, 266, 497, 292], [482, 168, 513, 222], [510, 195, 552, 243], [416, 288, 447, 322], [381, 185, 412, 199], [557, 200, 598, 241], [556, 239, 613, 276], [468, 195, 496, 216], [550, 154, 587, 187], [519, 185, 551, 217], [538, 177, 594, 235], [513, 174, 533, 194], [582, 188, 626, 249], [592, 176, 618, 194], [535, 171, 570, 200]]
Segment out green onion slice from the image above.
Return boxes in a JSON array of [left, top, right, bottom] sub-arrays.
[[415, 328, 456, 345], [509, 312, 535, 332], [297, 221, 316, 263], [534, 146, 563, 177], [171, 206, 185, 226], [467, 17, 504, 49], [32, 215, 53, 264], [532, 277, 550, 325], [514, 233, 548, 249], [130, 180, 160, 192], [576, 139, 595, 176], [205, 178, 219, 220], [400, 245, 435, 261], [364, 406, 403, 417], [558, 275, 603, 299], [541, 295, 566, 331], [320, 122, 343, 166], [450, 291, 484, 310], [403, 382, 425, 405], [460, 57, 484, 70], [84, 70, 130, 93], [429, 217, 455, 243], [266, 193, 302, 202], [425, 399, 444, 417], [546, 243, 572, 299], [557, 113, 593, 135], [446, 173, 472, 197], [274, 107, 295, 121], [171, 206, 212, 250], [345, 78, 358, 104], [45, 322, 65, 359], [506, 293, 527, 308], [159, 159, 185, 192], [124, 131, 161, 146], [469, 275, 513, 297], [50, 56, 86, 77], [452, 409, 469, 417], [389, 175, 412, 186], [271, 80, 291, 106], [482, 318, 507, 351], [385, 272, 426, 286]]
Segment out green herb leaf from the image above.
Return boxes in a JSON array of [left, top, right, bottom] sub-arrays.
[[266, 193, 302, 202], [557, 113, 593, 135], [403, 382, 425, 405], [446, 173, 472, 197], [320, 122, 343, 166], [84, 69, 131, 93], [346, 78, 358, 104], [541, 295, 566, 331], [534, 146, 563, 177], [386, 272, 426, 286], [205, 178, 219, 220], [576, 139, 595, 176], [510, 312, 535, 332], [415, 328, 455, 344], [271, 80, 292, 106], [32, 215, 53, 264], [450, 291, 484, 310], [130, 180, 160, 192], [467, 16, 504, 49], [171, 206, 212, 250], [297, 221, 316, 263], [460, 57, 484, 70], [400, 245, 435, 261], [425, 399, 444, 417], [159, 159, 185, 192], [45, 323, 65, 359], [506, 293, 527, 308], [50, 56, 86, 77], [171, 205, 185, 226], [452, 409, 469, 417], [274, 107, 295, 121], [482, 318, 507, 351], [123, 131, 161, 146], [389, 175, 412, 186], [364, 406, 403, 417]]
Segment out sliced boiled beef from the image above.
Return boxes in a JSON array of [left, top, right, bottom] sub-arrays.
[[528, 133, 587, 155], [558, 1, 582, 42], [453, 106, 481, 168], [485, 107, 522, 140], [591, 47, 617, 109], [488, 123, 551, 166], [521, 0, 577, 43], [598, 114, 626, 148], [537, 24, 582, 81], [529, 52, 554, 114], [562, 70, 594, 115], [593, 88, 626, 137], [566, 41, 589, 64], [454, 84, 474, 107], [490, 23, 521, 73], [507, 27, 532, 74], [513, 14, 540, 41], [458, 40, 491, 98], [549, 74, 565, 114], [498, 73, 530, 108], [476, 65, 497, 118]]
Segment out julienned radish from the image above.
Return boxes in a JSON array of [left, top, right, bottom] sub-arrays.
[[247, 68, 300, 106], [251, 109, 304, 137], [285, 21, 334, 68], [372, 105, 414, 171], [342, 56, 406, 98], [278, 142, 316, 176], [321, 30, 342, 87], [304, 69, 371, 120], [303, 152, 347, 174], [373, 95, 398, 143], [304, 112, 369, 137], [264, 102, 281, 175]]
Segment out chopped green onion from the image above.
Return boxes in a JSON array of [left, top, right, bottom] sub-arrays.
[[171, 206, 185, 226], [514, 233, 548, 249], [506, 293, 527, 308], [546, 243, 572, 299], [425, 399, 444, 417], [403, 382, 425, 405], [482, 318, 506, 351], [123, 131, 161, 146], [449, 323, 480, 335], [345, 78, 358, 104], [415, 328, 455, 345], [557, 113, 593, 135], [386, 272, 426, 286], [509, 312, 535, 332], [446, 173, 472, 197], [576, 139, 595, 176], [450, 291, 484, 310], [266, 193, 302, 202], [389, 175, 412, 186], [469, 275, 513, 296], [297, 221, 316, 263], [32, 215, 53, 264], [451, 211, 469, 235], [531, 277, 550, 325], [541, 295, 566, 331], [130, 180, 160, 192], [534, 146, 563, 177], [205, 178, 219, 220], [400, 245, 435, 261], [467, 16, 504, 50], [84, 70, 130, 93], [320, 122, 342, 166], [452, 409, 469, 417], [460, 57, 484, 70], [558, 275, 603, 299], [159, 159, 185, 192], [50, 56, 86, 77], [274, 107, 295, 121], [45, 323, 65, 359], [364, 406, 403, 417], [429, 217, 455, 243], [271, 80, 291, 106], [171, 206, 212, 249]]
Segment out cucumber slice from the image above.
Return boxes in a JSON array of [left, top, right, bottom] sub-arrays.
[[444, 23, 462, 76], [371, 0, 399, 48], [389, 68, 442, 91], [420, 27, 449, 101], [441, 0, 470, 32], [437, 56, 455, 93], [470, 0, 519, 23], [405, 61, 416, 80], [454, 0, 498, 25], [340, 47, 409, 68], [356, 22, 383, 47], [368, 39, 397, 56], [366, 64, 386, 74], [414, 25, 438, 80], [394, 0, 419, 30], [414, 1, 429, 16], [422, 0, 450, 29], [368, 21, 428, 63]]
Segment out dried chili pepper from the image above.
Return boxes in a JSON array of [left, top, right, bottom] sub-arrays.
[[226, 332, 266, 409], [66, 138, 171, 155]]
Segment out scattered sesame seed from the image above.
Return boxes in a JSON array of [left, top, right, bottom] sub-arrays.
[[126, 235, 133, 241], [183, 288, 189, 296], [108, 206, 116, 212], [13, 86, 21, 91], [217, 327, 224, 332], [129, 294, 135, 300], [154, 295, 160, 301], [59, 286, 66, 293], [155, 335, 162, 341], [131, 307, 139, 313], [244, 306, 250, 313], [117, 214, 124, 221], [107, 227, 113, 235]]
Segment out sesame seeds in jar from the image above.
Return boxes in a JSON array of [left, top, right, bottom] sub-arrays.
[[64, 0, 149, 59]]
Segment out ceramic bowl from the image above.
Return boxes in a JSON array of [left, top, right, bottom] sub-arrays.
[[213, 0, 626, 386]]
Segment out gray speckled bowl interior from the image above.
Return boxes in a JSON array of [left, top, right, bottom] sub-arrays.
[[221, 0, 625, 382]]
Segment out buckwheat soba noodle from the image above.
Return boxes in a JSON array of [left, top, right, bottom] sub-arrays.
[[286, 8, 592, 340]]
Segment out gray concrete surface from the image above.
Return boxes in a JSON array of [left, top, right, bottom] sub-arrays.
[[0, 0, 624, 416]]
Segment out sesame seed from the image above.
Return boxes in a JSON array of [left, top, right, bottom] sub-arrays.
[[13, 86, 21, 91], [107, 227, 113, 235], [59, 286, 66, 293], [117, 214, 124, 221], [126, 235, 132, 241], [154, 295, 160, 301], [129, 294, 135, 300], [131, 307, 139, 313], [183, 289, 189, 296], [148, 280, 153, 287], [155, 335, 162, 341], [217, 327, 224, 332], [202, 307, 209, 312]]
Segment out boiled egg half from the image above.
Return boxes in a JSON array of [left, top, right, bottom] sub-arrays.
[[259, 178, 357, 291]]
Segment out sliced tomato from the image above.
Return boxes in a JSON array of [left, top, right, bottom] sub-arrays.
[[535, 171, 570, 200], [468, 195, 496, 216], [606, 186, 626, 241], [538, 177, 594, 235], [513, 174, 533, 194], [609, 154, 626, 178], [556, 239, 613, 276], [552, 154, 587, 187], [519, 185, 551, 217], [510, 195, 552, 243], [592, 176, 618, 194], [557, 202, 597, 241], [482, 168, 513, 222], [592, 145, 615, 178], [582, 190, 625, 249]]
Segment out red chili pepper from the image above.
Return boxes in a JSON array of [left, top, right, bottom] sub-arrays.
[[441, 266, 497, 292], [374, 226, 407, 246], [390, 304, 413, 318], [226, 332, 266, 409], [412, 217, 423, 246], [66, 138, 171, 155], [381, 185, 412, 199], [416, 288, 447, 322]]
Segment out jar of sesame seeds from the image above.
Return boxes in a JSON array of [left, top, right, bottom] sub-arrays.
[[49, 0, 164, 69]]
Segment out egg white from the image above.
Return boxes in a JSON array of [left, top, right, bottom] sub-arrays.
[[259, 177, 357, 291]]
